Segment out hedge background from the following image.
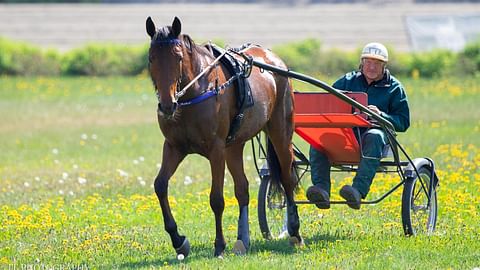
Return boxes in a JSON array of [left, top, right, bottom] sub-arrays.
[[0, 37, 479, 78]]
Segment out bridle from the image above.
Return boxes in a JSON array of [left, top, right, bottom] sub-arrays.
[[150, 37, 253, 112], [150, 37, 184, 104]]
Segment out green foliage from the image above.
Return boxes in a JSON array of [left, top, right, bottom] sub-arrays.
[[62, 43, 146, 76], [0, 37, 479, 77], [455, 41, 480, 76], [384, 46, 413, 77], [273, 38, 323, 75], [0, 38, 62, 76], [409, 49, 456, 78]]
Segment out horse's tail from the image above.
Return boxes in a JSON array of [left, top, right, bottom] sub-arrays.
[[266, 138, 283, 191], [267, 138, 301, 195]]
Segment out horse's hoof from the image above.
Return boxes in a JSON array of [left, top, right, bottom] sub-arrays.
[[232, 240, 247, 256], [175, 238, 190, 259], [288, 236, 304, 247], [215, 251, 224, 259]]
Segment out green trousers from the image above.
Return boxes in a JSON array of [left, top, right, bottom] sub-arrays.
[[309, 128, 387, 198]]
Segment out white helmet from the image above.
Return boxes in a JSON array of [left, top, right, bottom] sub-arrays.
[[361, 42, 388, 62]]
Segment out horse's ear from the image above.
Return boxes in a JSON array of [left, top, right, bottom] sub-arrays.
[[172, 16, 181, 37], [146, 16, 156, 39]]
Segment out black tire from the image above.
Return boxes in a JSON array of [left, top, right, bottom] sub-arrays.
[[401, 165, 438, 236], [258, 174, 288, 240]]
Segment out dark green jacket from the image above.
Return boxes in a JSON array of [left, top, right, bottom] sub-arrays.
[[332, 70, 410, 132]]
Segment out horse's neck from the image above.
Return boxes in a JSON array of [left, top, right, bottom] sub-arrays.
[[180, 47, 218, 96]]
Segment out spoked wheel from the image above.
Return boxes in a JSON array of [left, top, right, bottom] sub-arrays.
[[401, 165, 438, 236], [258, 174, 288, 240]]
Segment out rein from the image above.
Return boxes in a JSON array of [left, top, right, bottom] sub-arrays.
[[175, 48, 252, 107], [177, 72, 239, 106], [175, 50, 227, 101]]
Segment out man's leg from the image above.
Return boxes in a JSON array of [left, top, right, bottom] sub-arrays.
[[307, 146, 331, 209], [352, 129, 387, 198], [309, 146, 331, 195]]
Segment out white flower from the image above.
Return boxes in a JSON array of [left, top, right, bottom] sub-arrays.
[[156, 163, 161, 168], [139, 180, 146, 186], [133, 160, 139, 165], [137, 176, 143, 181], [91, 134, 98, 140], [68, 191, 74, 196], [78, 177, 87, 185], [24, 182, 30, 187], [184, 176, 193, 185], [34, 177, 40, 182], [54, 159, 60, 164], [117, 169, 129, 178], [62, 172, 69, 179], [246, 155, 252, 161], [73, 164, 79, 169], [58, 179, 64, 184], [59, 190, 64, 195], [81, 133, 88, 140], [139, 156, 145, 162], [52, 148, 59, 155]]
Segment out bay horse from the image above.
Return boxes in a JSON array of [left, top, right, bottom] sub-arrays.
[[146, 16, 302, 258]]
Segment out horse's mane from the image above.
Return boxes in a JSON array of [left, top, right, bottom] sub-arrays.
[[152, 26, 175, 42]]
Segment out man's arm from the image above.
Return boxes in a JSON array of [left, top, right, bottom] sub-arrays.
[[381, 85, 410, 132]]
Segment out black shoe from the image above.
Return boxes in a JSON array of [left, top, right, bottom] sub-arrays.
[[306, 185, 330, 209], [339, 185, 362, 210]]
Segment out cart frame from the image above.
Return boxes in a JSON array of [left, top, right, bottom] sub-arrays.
[[245, 58, 439, 238]]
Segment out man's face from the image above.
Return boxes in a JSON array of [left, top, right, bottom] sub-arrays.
[[361, 58, 385, 83]]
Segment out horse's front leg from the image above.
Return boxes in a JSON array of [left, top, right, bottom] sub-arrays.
[[226, 143, 250, 255], [208, 142, 227, 257], [154, 141, 188, 258]]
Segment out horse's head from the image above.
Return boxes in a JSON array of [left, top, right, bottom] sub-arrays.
[[146, 16, 185, 118]]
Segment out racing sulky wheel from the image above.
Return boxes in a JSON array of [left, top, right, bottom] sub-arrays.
[[257, 164, 289, 240], [401, 159, 439, 236]]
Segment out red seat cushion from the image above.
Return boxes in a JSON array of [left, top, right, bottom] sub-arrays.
[[294, 92, 372, 164]]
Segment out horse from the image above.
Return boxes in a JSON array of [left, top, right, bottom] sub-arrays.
[[146, 16, 302, 258]]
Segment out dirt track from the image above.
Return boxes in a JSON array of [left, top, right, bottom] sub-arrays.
[[0, 3, 478, 51]]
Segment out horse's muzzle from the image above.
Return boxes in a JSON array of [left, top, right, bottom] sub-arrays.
[[157, 101, 178, 118]]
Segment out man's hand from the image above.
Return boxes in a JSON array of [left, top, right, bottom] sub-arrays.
[[367, 105, 382, 115]]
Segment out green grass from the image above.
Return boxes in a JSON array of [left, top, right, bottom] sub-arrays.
[[0, 76, 479, 269]]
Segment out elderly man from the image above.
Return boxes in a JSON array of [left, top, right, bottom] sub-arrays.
[[306, 42, 410, 210]]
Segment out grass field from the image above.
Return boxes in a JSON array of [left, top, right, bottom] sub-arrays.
[[0, 75, 479, 269]]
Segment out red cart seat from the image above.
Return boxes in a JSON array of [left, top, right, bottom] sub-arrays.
[[294, 92, 372, 165]]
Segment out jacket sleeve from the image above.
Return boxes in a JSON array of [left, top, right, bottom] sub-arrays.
[[380, 85, 410, 132]]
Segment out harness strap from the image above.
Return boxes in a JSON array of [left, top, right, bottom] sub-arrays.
[[178, 73, 239, 107], [175, 50, 227, 100]]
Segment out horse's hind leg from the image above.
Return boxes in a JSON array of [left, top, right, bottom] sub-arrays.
[[154, 142, 189, 258], [266, 135, 302, 246], [226, 143, 250, 255], [266, 81, 303, 246]]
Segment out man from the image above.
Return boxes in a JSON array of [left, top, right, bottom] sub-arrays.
[[306, 42, 410, 210]]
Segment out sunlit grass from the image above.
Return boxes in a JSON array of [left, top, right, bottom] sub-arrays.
[[0, 76, 479, 269]]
